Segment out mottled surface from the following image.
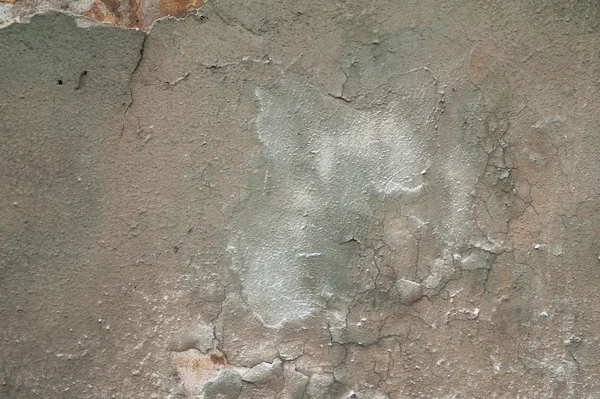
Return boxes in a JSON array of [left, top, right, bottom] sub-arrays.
[[0, 0, 204, 29], [2, 1, 600, 398]]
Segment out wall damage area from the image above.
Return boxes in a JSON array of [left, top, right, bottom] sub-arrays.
[[2, 1, 600, 398]]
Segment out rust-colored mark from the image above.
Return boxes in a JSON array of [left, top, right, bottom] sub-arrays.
[[0, 0, 17, 3], [210, 353, 226, 365], [82, 0, 205, 30], [127, 0, 145, 30], [469, 46, 492, 84], [159, 0, 204, 19], [84, 0, 118, 25], [171, 349, 230, 396]]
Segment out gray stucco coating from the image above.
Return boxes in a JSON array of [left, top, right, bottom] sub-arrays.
[[2, 1, 600, 398]]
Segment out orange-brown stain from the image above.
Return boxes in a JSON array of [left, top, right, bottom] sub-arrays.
[[469, 46, 488, 80], [171, 350, 229, 384], [84, 0, 119, 25], [127, 0, 145, 29], [159, 0, 204, 19], [210, 353, 227, 365], [83, 0, 206, 30]]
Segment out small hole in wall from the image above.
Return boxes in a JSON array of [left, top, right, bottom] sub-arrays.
[[57, 80, 63, 86]]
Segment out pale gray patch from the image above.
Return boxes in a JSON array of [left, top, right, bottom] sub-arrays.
[[305, 373, 348, 399], [241, 358, 282, 383], [282, 362, 309, 399], [228, 76, 485, 327], [228, 78, 428, 327], [203, 369, 243, 399], [459, 248, 496, 271], [396, 279, 423, 305]]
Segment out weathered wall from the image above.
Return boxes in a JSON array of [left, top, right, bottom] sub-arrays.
[[2, 1, 600, 398]]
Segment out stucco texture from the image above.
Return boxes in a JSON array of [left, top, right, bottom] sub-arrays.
[[2, 1, 600, 398]]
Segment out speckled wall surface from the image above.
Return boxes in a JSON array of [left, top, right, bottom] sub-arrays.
[[2, 1, 600, 398]]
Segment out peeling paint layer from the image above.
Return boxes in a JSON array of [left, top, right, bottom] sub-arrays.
[[0, 0, 204, 29], [3, 1, 600, 398]]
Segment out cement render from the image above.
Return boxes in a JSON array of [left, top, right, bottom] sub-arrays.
[[2, 1, 600, 397]]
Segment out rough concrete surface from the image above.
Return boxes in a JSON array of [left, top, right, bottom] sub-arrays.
[[1, 1, 600, 398]]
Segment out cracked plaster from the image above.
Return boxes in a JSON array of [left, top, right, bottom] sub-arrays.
[[2, 0, 600, 398]]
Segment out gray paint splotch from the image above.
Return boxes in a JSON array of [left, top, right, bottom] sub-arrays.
[[228, 77, 486, 327]]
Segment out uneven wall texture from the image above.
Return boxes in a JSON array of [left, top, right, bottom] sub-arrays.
[[2, 1, 600, 398]]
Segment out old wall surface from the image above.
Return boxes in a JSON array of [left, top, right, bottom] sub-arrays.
[[2, 1, 600, 398]]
